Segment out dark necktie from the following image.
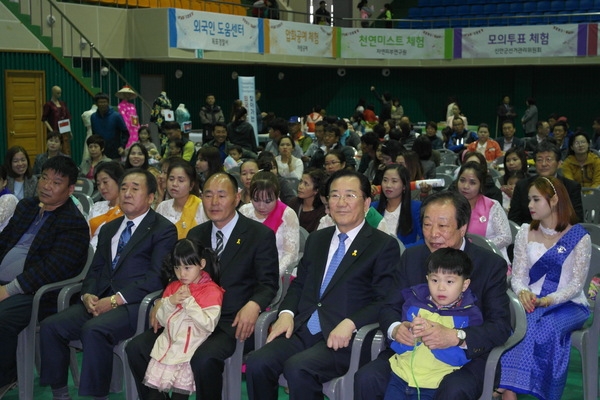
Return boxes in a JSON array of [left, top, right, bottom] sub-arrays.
[[215, 230, 224, 258], [307, 233, 348, 334], [112, 221, 134, 269]]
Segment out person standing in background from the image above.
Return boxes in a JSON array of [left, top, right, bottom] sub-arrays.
[[42, 86, 72, 155], [521, 98, 538, 137], [497, 95, 517, 127], [199, 94, 225, 143]]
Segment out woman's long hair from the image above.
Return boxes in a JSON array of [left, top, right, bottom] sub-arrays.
[[376, 164, 413, 236]]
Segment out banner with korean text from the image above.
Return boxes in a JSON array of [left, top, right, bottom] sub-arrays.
[[238, 76, 259, 146], [455, 24, 586, 58], [265, 20, 333, 57], [169, 9, 263, 53], [338, 28, 447, 59]]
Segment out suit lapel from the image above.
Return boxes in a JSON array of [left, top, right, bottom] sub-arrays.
[[321, 224, 373, 298]]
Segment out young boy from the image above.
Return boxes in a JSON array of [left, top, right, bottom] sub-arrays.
[[168, 139, 184, 159], [384, 248, 483, 400]]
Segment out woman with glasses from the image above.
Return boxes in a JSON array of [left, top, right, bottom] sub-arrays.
[[561, 131, 600, 189], [324, 149, 347, 176], [239, 171, 299, 276]]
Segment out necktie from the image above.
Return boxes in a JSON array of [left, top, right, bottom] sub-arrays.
[[112, 221, 134, 269], [215, 230, 224, 258], [307, 233, 348, 335]]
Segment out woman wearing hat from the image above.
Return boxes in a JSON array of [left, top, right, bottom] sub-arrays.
[[116, 85, 140, 148]]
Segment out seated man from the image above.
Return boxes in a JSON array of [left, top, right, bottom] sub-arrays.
[[126, 172, 280, 399], [0, 156, 89, 394], [508, 140, 583, 225], [39, 168, 177, 399], [446, 117, 478, 154], [245, 169, 400, 400], [354, 190, 510, 400], [162, 121, 196, 162]]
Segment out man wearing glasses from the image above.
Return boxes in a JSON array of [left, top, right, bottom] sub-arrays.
[[508, 140, 583, 224], [245, 169, 400, 400]]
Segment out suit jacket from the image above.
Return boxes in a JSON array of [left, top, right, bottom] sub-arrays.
[[379, 241, 510, 362], [496, 136, 524, 151], [187, 213, 279, 338], [81, 209, 177, 306], [508, 174, 583, 225], [0, 197, 89, 293], [281, 223, 399, 341]]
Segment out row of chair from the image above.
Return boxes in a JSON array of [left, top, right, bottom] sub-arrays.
[[418, 0, 600, 8]]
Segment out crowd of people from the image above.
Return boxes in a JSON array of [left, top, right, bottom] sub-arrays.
[[0, 87, 598, 400]]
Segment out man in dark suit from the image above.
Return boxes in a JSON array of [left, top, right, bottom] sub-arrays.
[[523, 120, 550, 154], [0, 156, 89, 394], [126, 172, 279, 399], [354, 190, 510, 400], [496, 120, 524, 152], [245, 169, 400, 400], [508, 140, 583, 225], [39, 168, 177, 399]]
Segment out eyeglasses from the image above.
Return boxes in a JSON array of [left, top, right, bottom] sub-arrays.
[[535, 157, 557, 164], [573, 141, 588, 146], [328, 193, 362, 202], [324, 161, 341, 167]]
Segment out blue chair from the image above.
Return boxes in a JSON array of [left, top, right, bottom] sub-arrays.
[[408, 7, 421, 18], [594, 0, 600, 11], [421, 6, 433, 17], [484, 4, 497, 14], [579, 0, 593, 10], [418, 0, 430, 7], [458, 4, 470, 15], [432, 6, 445, 16], [446, 5, 457, 16], [537, 0, 552, 11], [550, 0, 566, 11], [510, 2, 524, 13], [523, 2, 537, 13], [564, 0, 580, 9], [433, 19, 449, 28], [497, 3, 510, 13], [470, 4, 483, 14]]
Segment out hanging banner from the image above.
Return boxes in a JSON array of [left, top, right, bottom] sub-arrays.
[[238, 76, 259, 147], [339, 27, 447, 59], [266, 20, 333, 57], [169, 9, 263, 53], [455, 24, 585, 58]]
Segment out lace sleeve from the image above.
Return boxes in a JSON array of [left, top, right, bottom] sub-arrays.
[[549, 233, 591, 304], [510, 224, 531, 295], [486, 200, 512, 251], [278, 207, 300, 276], [0, 195, 18, 226]]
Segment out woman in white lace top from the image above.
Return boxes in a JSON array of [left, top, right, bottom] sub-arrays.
[[239, 171, 299, 276], [456, 161, 512, 264], [497, 176, 591, 400], [156, 159, 207, 239], [0, 165, 18, 232]]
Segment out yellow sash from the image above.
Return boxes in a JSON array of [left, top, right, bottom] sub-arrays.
[[175, 195, 201, 239], [89, 205, 122, 236]]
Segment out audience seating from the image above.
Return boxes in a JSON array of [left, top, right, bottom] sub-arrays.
[[72, 192, 94, 217], [581, 223, 600, 246], [16, 244, 95, 400], [571, 242, 600, 400], [466, 232, 504, 258], [74, 178, 95, 197], [581, 188, 600, 223]]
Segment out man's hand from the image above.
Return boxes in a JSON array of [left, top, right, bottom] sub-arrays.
[[420, 322, 458, 350], [0, 285, 9, 302], [327, 318, 355, 350], [83, 293, 99, 315], [232, 301, 261, 341], [266, 312, 294, 343], [93, 297, 113, 316], [392, 321, 415, 346]]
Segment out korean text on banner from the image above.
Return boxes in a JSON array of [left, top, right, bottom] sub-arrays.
[[238, 77, 259, 147], [267, 20, 333, 57]]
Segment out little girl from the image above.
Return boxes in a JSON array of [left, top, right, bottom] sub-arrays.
[[143, 239, 224, 400]]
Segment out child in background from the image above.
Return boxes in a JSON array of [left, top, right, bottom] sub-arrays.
[[143, 239, 224, 400], [384, 248, 483, 400], [168, 139, 184, 159], [228, 145, 244, 166], [138, 126, 160, 162]]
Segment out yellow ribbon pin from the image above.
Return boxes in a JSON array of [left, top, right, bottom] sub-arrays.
[[237, 239, 241, 244], [352, 250, 357, 256]]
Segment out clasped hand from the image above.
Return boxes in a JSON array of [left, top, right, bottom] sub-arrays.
[[393, 316, 457, 350], [519, 290, 550, 313], [83, 293, 112, 317]]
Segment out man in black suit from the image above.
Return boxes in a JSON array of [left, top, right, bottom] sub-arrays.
[[245, 169, 400, 400], [523, 120, 550, 154], [508, 140, 583, 224], [39, 169, 177, 399], [354, 190, 510, 400], [126, 172, 279, 399], [496, 120, 523, 152]]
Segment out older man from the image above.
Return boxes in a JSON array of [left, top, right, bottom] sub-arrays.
[[508, 140, 583, 225], [40, 169, 177, 399], [246, 169, 400, 400], [127, 172, 279, 399], [354, 190, 510, 400], [0, 156, 89, 395]]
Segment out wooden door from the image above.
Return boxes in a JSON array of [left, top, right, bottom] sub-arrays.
[[5, 70, 45, 164]]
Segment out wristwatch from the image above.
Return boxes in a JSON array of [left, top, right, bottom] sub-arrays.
[[110, 295, 118, 309], [456, 329, 466, 346]]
